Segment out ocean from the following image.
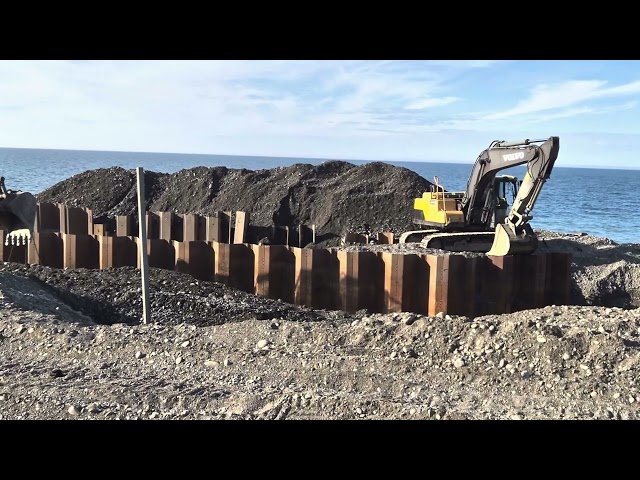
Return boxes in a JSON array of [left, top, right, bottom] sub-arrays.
[[0, 147, 638, 244]]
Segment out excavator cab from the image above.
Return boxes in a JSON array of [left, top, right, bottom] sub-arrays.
[[491, 175, 519, 227], [0, 177, 37, 246], [487, 176, 536, 255]]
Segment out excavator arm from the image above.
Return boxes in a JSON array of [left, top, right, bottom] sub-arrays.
[[461, 136, 559, 227], [500, 137, 559, 228], [479, 136, 560, 255]]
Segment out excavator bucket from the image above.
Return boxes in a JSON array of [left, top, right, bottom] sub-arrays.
[[0, 191, 37, 245], [486, 223, 538, 257]]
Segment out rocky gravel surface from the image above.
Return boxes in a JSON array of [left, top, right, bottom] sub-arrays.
[[2, 162, 638, 419], [0, 228, 639, 420], [1, 283, 639, 420]]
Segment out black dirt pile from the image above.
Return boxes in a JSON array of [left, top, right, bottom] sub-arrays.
[[36, 161, 434, 241], [35, 167, 169, 224], [0, 263, 332, 327]]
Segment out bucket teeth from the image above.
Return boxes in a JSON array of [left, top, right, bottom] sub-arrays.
[[5, 228, 31, 247]]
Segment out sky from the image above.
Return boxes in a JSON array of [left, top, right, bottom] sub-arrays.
[[0, 59, 639, 168]]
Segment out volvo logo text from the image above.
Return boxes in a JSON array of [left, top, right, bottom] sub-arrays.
[[502, 152, 525, 161]]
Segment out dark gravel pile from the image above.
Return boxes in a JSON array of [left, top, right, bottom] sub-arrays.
[[0, 263, 332, 326], [36, 161, 434, 241]]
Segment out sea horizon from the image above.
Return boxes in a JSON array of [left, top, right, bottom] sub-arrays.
[[0, 145, 638, 243], [0, 146, 637, 172]]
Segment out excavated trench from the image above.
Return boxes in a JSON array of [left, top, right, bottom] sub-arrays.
[[32, 160, 640, 312]]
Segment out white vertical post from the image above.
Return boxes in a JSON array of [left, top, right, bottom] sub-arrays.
[[136, 167, 151, 324]]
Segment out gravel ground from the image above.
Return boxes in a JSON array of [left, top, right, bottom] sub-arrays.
[[1, 162, 637, 420], [0, 229, 639, 420]]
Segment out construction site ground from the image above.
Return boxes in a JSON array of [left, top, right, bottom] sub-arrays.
[[0, 162, 638, 420]]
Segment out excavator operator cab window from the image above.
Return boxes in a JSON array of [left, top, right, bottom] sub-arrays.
[[495, 179, 508, 209], [511, 181, 519, 203], [495, 177, 520, 208]]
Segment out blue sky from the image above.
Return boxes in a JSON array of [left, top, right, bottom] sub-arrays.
[[1, 60, 639, 168]]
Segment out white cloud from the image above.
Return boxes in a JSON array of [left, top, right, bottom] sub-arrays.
[[484, 79, 640, 120], [599, 100, 638, 112], [405, 96, 460, 110], [523, 106, 595, 124], [0, 60, 477, 148], [426, 60, 503, 68], [0, 60, 639, 168]]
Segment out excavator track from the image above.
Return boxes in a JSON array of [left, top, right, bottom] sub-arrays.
[[399, 230, 498, 253]]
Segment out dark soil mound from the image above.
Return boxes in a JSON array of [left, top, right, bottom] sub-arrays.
[[0, 263, 332, 326], [36, 161, 434, 240]]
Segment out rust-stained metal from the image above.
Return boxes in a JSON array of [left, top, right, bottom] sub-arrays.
[[26, 201, 575, 317]]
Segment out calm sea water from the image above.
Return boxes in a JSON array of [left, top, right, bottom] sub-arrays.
[[0, 147, 638, 244]]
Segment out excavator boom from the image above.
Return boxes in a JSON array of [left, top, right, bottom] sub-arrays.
[[485, 136, 559, 255]]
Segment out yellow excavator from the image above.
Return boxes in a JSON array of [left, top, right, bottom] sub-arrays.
[[0, 176, 38, 246], [400, 136, 559, 256]]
